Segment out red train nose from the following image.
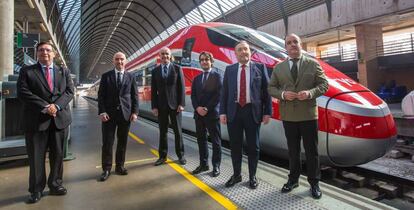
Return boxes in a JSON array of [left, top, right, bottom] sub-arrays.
[[318, 91, 397, 166]]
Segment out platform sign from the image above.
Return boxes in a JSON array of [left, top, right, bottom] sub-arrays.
[[16, 33, 39, 48]]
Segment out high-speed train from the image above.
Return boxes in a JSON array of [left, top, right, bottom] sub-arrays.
[[87, 22, 397, 166]]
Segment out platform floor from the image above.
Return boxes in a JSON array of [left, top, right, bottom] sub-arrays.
[[0, 97, 397, 210]]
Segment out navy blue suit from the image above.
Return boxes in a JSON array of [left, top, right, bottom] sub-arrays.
[[191, 68, 222, 168], [219, 62, 272, 178], [98, 70, 139, 171]]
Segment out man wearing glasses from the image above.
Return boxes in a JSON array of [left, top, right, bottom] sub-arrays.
[[190, 52, 222, 177], [17, 41, 74, 204]]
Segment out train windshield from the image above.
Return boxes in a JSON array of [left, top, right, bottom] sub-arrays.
[[211, 24, 288, 59]]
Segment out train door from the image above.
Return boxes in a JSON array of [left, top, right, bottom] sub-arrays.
[[181, 37, 195, 66]]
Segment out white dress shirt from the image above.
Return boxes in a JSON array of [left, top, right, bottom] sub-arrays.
[[202, 68, 212, 83], [237, 62, 251, 104], [281, 55, 312, 100], [115, 68, 124, 82]]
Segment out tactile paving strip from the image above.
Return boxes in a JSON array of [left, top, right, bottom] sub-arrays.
[[134, 120, 325, 210]]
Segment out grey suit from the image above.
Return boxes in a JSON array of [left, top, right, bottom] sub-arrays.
[[268, 54, 328, 184], [151, 63, 185, 159]]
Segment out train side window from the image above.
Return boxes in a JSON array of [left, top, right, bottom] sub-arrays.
[[206, 28, 237, 48], [182, 38, 195, 66], [135, 70, 143, 86]]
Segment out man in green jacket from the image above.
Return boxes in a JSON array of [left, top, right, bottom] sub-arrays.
[[268, 34, 328, 199]]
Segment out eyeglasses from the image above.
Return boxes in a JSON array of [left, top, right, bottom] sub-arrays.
[[37, 48, 53, 53]]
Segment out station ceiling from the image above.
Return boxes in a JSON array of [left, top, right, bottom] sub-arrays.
[[15, 0, 342, 82], [80, 0, 209, 81]]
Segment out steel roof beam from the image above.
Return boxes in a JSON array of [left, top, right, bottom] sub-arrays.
[[242, 0, 256, 29], [277, 0, 288, 35]]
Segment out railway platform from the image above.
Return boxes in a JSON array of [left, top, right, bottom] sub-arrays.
[[0, 97, 397, 210]]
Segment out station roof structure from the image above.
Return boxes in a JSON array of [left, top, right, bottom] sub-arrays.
[[30, 0, 328, 82], [77, 0, 330, 81]]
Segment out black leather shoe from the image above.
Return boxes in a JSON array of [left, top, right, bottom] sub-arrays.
[[249, 177, 258, 189], [99, 170, 111, 182], [281, 180, 299, 193], [154, 158, 166, 166], [115, 166, 128, 175], [211, 167, 220, 177], [178, 157, 187, 165], [225, 175, 242, 187], [192, 165, 209, 174], [49, 186, 67, 196], [27, 192, 42, 204], [310, 184, 322, 199]]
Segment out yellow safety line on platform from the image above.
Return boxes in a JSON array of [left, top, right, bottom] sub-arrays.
[[95, 158, 157, 168], [129, 132, 145, 144], [149, 149, 238, 210]]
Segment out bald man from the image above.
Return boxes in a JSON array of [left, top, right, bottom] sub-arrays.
[[98, 52, 139, 181], [151, 47, 186, 166]]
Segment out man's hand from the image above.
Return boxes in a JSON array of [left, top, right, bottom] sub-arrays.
[[100, 113, 110, 122], [220, 115, 227, 124], [196, 107, 207, 116], [262, 115, 271, 124], [130, 113, 138, 122], [177, 105, 184, 113], [283, 91, 298, 101], [152, 108, 158, 117], [297, 90, 311, 100], [47, 104, 58, 117]]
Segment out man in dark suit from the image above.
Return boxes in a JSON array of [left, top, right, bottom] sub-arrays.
[[191, 52, 222, 177], [98, 52, 139, 181], [17, 41, 74, 203], [268, 34, 328, 199], [151, 47, 186, 166], [220, 41, 272, 189]]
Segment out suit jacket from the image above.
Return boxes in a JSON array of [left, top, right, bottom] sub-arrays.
[[191, 68, 222, 119], [151, 63, 185, 110], [17, 62, 74, 132], [268, 55, 328, 122], [219, 62, 272, 124], [98, 69, 139, 121]]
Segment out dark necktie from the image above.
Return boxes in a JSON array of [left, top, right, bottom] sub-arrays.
[[291, 58, 299, 81], [44, 67, 53, 91], [117, 71, 122, 89], [239, 64, 246, 107], [163, 65, 168, 79], [202, 72, 209, 85]]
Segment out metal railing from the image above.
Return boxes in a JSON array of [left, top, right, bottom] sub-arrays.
[[319, 46, 357, 62], [376, 34, 414, 57], [319, 33, 414, 62]]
